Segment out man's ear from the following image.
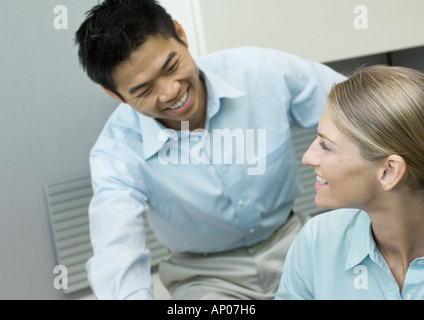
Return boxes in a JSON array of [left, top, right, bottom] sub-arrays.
[[173, 20, 188, 47], [378, 155, 407, 191], [102, 86, 125, 103]]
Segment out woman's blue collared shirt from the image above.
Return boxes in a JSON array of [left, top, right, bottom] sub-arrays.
[[275, 209, 424, 300]]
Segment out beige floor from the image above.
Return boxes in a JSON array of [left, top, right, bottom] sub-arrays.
[[78, 272, 171, 300]]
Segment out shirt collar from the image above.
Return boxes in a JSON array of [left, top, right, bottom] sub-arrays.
[[138, 66, 245, 160], [199, 66, 245, 127], [345, 210, 418, 273], [345, 210, 375, 271]]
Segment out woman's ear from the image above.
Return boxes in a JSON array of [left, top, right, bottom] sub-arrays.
[[378, 155, 407, 191]]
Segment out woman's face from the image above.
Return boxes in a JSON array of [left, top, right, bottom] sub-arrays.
[[302, 106, 382, 210]]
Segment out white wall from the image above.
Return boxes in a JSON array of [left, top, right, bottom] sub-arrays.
[[159, 0, 207, 58], [198, 0, 424, 62]]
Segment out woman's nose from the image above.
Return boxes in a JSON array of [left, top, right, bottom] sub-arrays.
[[302, 138, 320, 167]]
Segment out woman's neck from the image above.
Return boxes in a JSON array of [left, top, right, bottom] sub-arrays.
[[365, 192, 424, 292]]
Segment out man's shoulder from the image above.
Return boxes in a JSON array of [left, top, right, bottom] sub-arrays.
[[101, 103, 141, 134], [91, 103, 143, 153], [196, 46, 273, 70], [196, 47, 309, 79]]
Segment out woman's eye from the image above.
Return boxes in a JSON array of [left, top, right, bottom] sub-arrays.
[[319, 140, 330, 151]]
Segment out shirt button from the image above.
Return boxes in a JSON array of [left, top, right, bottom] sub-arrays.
[[238, 200, 245, 207], [405, 293, 413, 300], [222, 166, 228, 173], [249, 228, 255, 234]]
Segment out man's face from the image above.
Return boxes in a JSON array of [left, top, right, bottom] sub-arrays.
[[109, 26, 207, 131]]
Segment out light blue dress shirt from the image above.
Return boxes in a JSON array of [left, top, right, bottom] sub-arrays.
[[86, 47, 345, 299], [275, 209, 424, 300]]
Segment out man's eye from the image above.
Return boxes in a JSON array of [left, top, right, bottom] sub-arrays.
[[167, 61, 178, 74], [137, 87, 152, 98]]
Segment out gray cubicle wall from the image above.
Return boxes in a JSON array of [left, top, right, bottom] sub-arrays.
[[0, 1, 116, 299]]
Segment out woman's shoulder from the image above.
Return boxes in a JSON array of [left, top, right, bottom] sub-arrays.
[[302, 208, 368, 242]]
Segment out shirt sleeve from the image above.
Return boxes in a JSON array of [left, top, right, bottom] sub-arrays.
[[274, 220, 315, 300], [86, 148, 154, 300], [264, 49, 346, 128]]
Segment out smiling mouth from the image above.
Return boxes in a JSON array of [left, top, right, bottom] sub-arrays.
[[316, 175, 328, 185], [165, 88, 189, 111]]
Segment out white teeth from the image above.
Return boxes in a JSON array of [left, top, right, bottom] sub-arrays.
[[316, 175, 327, 185], [167, 90, 188, 110]]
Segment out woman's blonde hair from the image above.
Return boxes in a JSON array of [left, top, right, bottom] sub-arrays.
[[327, 65, 424, 192]]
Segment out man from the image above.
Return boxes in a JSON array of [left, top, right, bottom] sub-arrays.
[[75, 0, 345, 299]]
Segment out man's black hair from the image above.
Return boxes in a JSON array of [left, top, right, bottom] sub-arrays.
[[74, 0, 185, 101]]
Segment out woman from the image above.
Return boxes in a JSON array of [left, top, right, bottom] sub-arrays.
[[275, 65, 424, 300]]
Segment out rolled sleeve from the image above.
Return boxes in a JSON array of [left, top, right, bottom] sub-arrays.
[[87, 149, 153, 300]]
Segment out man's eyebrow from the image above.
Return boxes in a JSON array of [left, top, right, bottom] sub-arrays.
[[161, 51, 177, 71], [128, 51, 178, 95], [129, 82, 148, 95], [318, 132, 337, 145]]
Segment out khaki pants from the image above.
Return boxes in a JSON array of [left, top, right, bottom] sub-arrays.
[[159, 212, 306, 300]]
